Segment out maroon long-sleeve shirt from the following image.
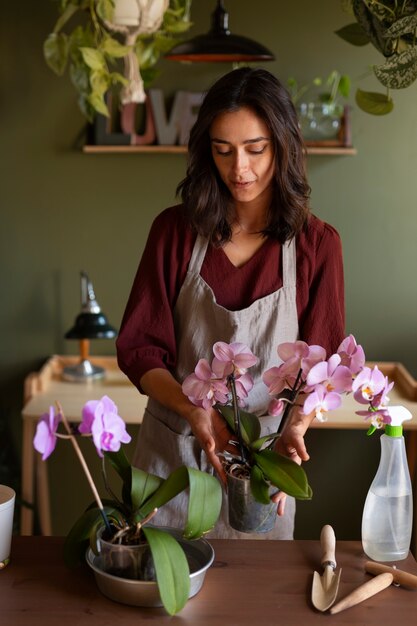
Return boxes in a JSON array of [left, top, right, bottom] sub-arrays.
[[116, 205, 345, 391]]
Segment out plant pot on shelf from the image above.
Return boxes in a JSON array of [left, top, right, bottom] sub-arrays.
[[226, 467, 277, 534], [87, 526, 215, 608], [297, 102, 343, 141]]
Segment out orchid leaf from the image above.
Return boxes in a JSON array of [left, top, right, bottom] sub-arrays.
[[63, 505, 119, 568], [183, 467, 222, 539], [131, 467, 163, 510], [138, 466, 221, 537], [250, 432, 281, 451], [355, 88, 394, 114], [254, 450, 312, 500], [217, 405, 261, 444], [250, 465, 271, 504], [105, 448, 131, 482], [142, 527, 190, 616]]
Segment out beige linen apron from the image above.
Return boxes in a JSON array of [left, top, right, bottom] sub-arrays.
[[133, 235, 299, 539]]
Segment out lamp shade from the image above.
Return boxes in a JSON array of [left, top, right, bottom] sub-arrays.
[[64, 272, 117, 340], [65, 312, 117, 340], [165, 0, 275, 63]]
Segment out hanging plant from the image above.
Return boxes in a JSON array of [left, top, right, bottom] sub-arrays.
[[43, 0, 192, 121], [336, 0, 417, 115]]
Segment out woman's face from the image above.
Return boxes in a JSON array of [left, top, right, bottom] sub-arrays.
[[209, 106, 275, 207]]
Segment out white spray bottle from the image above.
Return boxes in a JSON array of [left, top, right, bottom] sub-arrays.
[[361, 405, 413, 562]]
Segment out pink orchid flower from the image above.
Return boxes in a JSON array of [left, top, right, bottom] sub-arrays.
[[277, 340, 326, 378], [234, 372, 255, 406], [306, 354, 353, 394], [262, 361, 296, 395], [80, 395, 132, 457], [337, 334, 366, 375], [352, 366, 386, 405], [182, 358, 229, 411], [263, 342, 326, 394], [303, 385, 342, 422], [33, 405, 61, 460], [267, 398, 285, 417], [212, 341, 258, 377], [371, 377, 394, 409], [356, 407, 391, 429]]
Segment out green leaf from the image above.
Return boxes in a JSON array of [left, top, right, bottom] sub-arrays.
[[355, 87, 394, 114], [383, 14, 417, 39], [183, 467, 222, 539], [250, 432, 281, 451], [105, 448, 131, 482], [138, 466, 221, 537], [374, 47, 417, 89], [43, 33, 69, 76], [89, 69, 110, 95], [110, 71, 129, 86], [335, 22, 370, 46], [88, 91, 110, 116], [63, 505, 119, 568], [96, 0, 115, 22], [69, 61, 90, 92], [250, 465, 271, 504], [131, 467, 163, 510], [80, 47, 106, 71], [138, 466, 189, 518], [53, 2, 79, 34], [101, 36, 131, 58], [216, 405, 261, 445], [142, 527, 190, 616], [338, 74, 351, 98], [254, 450, 312, 500]]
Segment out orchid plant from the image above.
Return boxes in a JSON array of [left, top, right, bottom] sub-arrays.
[[33, 396, 222, 616], [182, 335, 394, 506]]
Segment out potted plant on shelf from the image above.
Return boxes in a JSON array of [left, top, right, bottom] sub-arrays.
[[33, 395, 222, 616], [287, 70, 351, 142], [182, 336, 372, 534], [43, 0, 192, 120], [336, 0, 417, 115]]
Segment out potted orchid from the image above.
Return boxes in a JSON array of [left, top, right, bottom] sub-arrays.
[[33, 396, 222, 615], [182, 335, 393, 534]]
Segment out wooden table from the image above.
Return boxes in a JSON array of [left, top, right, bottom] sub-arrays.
[[2, 536, 417, 625], [21, 356, 417, 539]]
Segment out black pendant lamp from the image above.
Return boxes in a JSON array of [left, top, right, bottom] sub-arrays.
[[165, 0, 275, 63]]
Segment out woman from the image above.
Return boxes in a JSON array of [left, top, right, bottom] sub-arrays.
[[116, 67, 345, 539]]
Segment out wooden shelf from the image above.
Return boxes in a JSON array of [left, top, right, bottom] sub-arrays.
[[82, 144, 356, 156]]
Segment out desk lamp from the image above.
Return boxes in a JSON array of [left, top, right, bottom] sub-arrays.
[[165, 0, 275, 63], [62, 272, 117, 382]]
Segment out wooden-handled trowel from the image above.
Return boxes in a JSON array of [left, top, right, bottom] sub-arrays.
[[311, 525, 342, 611]]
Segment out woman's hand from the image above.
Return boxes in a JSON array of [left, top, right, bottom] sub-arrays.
[[271, 403, 315, 515], [140, 368, 233, 485], [187, 405, 234, 485]]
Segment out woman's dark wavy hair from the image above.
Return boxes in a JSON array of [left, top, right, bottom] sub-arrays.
[[177, 67, 311, 245]]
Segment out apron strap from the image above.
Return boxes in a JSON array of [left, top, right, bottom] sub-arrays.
[[188, 234, 209, 273], [282, 238, 297, 288]]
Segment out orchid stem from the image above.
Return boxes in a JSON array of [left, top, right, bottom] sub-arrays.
[[277, 368, 303, 435], [56, 401, 112, 535], [228, 375, 247, 464]]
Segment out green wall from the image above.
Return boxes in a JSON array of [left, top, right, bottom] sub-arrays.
[[2, 1, 417, 540]]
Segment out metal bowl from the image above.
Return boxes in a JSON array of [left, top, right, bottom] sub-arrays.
[[86, 527, 215, 607]]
